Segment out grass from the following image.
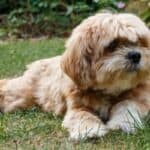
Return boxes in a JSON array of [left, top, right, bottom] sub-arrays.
[[0, 38, 150, 150]]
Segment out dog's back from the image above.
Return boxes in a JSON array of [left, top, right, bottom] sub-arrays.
[[0, 56, 73, 114]]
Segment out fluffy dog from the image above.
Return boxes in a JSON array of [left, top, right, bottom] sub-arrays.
[[0, 13, 150, 140]]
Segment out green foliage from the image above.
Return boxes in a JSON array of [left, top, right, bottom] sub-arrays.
[[140, 1, 150, 28], [0, 0, 149, 38], [0, 0, 128, 38], [125, 0, 150, 28]]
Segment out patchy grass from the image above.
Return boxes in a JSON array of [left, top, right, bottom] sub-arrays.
[[0, 38, 149, 150]]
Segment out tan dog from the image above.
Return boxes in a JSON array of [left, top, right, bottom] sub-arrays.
[[0, 13, 150, 140]]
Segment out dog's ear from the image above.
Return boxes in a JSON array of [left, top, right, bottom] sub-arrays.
[[61, 27, 96, 89]]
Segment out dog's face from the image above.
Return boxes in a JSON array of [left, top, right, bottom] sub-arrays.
[[61, 13, 150, 94]]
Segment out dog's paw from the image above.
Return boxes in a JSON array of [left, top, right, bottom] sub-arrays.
[[107, 117, 143, 134], [107, 121, 135, 133], [118, 122, 136, 133], [69, 124, 108, 141]]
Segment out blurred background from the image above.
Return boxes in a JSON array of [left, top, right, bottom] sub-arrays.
[[0, 0, 149, 39]]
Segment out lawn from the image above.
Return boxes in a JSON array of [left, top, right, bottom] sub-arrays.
[[0, 38, 149, 150]]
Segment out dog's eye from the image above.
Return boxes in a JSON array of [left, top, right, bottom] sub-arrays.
[[105, 39, 118, 52], [108, 40, 118, 50]]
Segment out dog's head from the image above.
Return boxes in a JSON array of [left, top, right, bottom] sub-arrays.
[[61, 13, 150, 94]]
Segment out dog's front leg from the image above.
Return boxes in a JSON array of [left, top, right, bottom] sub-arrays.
[[107, 84, 150, 133], [107, 99, 149, 133], [63, 99, 108, 140]]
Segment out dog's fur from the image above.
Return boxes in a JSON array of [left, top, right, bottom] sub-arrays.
[[0, 13, 150, 140]]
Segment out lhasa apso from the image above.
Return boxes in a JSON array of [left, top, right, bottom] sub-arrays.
[[0, 13, 150, 140]]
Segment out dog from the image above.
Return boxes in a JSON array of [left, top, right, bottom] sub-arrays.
[[0, 13, 150, 140]]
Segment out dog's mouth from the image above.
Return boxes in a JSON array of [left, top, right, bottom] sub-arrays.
[[125, 63, 140, 72]]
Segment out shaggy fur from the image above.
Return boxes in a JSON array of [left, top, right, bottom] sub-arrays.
[[0, 13, 150, 140]]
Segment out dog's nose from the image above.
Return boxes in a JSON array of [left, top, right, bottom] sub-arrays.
[[126, 51, 141, 64]]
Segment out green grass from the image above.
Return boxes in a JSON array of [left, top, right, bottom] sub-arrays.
[[0, 38, 149, 150]]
